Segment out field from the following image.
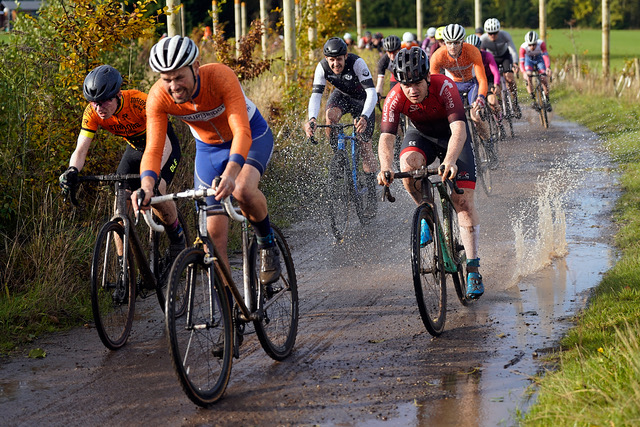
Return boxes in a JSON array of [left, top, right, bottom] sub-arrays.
[[359, 27, 640, 73]]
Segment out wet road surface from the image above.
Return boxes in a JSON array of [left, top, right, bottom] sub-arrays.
[[0, 109, 618, 426]]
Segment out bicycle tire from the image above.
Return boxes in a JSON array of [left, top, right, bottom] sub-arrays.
[[444, 199, 468, 306], [486, 108, 500, 156], [166, 248, 233, 407], [501, 90, 515, 138], [155, 211, 191, 316], [354, 140, 378, 225], [250, 225, 299, 360], [535, 80, 549, 128], [475, 137, 494, 196], [327, 150, 351, 241], [411, 204, 446, 336], [91, 220, 136, 350]]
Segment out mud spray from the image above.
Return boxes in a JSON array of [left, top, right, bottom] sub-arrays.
[[511, 165, 576, 283]]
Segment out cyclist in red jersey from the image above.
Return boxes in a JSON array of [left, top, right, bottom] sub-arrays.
[[134, 36, 281, 285], [377, 47, 485, 300], [59, 65, 185, 256], [430, 24, 491, 145]]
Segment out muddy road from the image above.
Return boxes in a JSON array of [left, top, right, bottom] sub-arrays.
[[1, 109, 618, 426]]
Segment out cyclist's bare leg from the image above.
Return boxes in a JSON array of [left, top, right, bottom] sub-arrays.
[[325, 107, 343, 148], [151, 178, 178, 226], [451, 189, 480, 272], [470, 107, 490, 141], [360, 137, 378, 173], [207, 214, 231, 269], [505, 71, 518, 100]]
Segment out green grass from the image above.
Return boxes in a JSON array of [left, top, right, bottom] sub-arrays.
[[350, 27, 640, 73], [522, 82, 640, 426]]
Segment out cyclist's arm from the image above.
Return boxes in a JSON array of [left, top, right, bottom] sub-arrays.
[[441, 120, 466, 181], [378, 132, 396, 174], [68, 133, 94, 172], [353, 57, 377, 118], [375, 74, 385, 95], [518, 45, 527, 74], [541, 42, 551, 69], [308, 63, 326, 121], [505, 33, 518, 66], [486, 52, 501, 86], [471, 49, 488, 98]]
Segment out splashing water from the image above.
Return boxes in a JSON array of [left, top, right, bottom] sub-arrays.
[[512, 168, 572, 281]]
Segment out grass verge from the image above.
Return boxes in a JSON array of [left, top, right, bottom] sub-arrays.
[[522, 84, 640, 425]]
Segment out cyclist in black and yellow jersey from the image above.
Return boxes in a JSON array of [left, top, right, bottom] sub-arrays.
[[59, 65, 185, 255]]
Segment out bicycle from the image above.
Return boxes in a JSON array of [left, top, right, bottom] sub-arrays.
[[496, 65, 517, 138], [382, 166, 469, 336], [68, 174, 190, 350], [310, 123, 378, 241], [461, 93, 496, 196], [528, 69, 551, 129], [142, 185, 298, 407]]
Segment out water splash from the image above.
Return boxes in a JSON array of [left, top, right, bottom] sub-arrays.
[[512, 166, 572, 281]]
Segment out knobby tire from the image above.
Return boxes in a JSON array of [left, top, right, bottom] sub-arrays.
[[155, 211, 190, 316], [91, 221, 136, 350], [327, 151, 351, 241], [166, 248, 233, 407]]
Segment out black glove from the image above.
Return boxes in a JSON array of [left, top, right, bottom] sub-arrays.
[[59, 166, 78, 193]]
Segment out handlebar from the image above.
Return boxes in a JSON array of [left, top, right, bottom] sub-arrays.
[[68, 173, 141, 207], [381, 166, 464, 202], [307, 123, 356, 145]]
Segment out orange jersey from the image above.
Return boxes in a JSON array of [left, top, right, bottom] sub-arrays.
[[142, 63, 253, 179], [401, 40, 419, 50], [81, 90, 147, 149], [429, 44, 488, 97]]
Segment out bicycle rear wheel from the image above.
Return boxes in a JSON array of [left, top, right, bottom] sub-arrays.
[[250, 225, 299, 360], [443, 200, 468, 306], [91, 221, 135, 350], [327, 150, 351, 241], [411, 204, 446, 336], [154, 211, 190, 316], [166, 248, 233, 407]]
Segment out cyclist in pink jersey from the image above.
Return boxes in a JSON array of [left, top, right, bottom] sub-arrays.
[[466, 34, 502, 115], [377, 47, 485, 300], [135, 36, 281, 285]]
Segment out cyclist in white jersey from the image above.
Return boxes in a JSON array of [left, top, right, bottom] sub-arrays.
[[519, 30, 552, 112]]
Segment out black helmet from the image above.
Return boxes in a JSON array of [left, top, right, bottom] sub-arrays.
[[83, 65, 122, 102], [392, 47, 429, 85], [323, 37, 348, 57], [383, 35, 401, 52]]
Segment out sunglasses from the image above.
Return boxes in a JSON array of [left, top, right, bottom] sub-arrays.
[[445, 41, 462, 46], [90, 98, 114, 108], [488, 32, 498, 36]]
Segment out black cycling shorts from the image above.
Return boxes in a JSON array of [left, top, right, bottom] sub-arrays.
[[326, 90, 375, 141]]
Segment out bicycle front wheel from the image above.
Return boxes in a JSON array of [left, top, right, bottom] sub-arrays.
[[166, 248, 233, 407], [501, 90, 515, 138], [327, 150, 351, 241], [250, 225, 299, 360], [412, 204, 446, 336], [475, 138, 495, 196], [91, 221, 135, 350], [443, 201, 468, 306], [535, 84, 549, 128], [155, 211, 190, 316]]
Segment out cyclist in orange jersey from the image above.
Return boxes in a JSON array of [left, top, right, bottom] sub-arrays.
[[135, 36, 281, 286], [59, 65, 185, 257], [430, 24, 492, 145]]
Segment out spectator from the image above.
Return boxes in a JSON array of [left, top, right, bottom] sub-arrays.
[[371, 32, 384, 54], [344, 32, 355, 47], [359, 31, 373, 49]]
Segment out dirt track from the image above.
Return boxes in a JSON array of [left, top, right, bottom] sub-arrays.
[[0, 109, 618, 426]]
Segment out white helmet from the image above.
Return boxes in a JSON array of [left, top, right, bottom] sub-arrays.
[[525, 30, 539, 44], [402, 32, 414, 43], [442, 24, 466, 42], [343, 32, 353, 40], [149, 35, 199, 73], [484, 18, 500, 33], [426, 27, 436, 38]]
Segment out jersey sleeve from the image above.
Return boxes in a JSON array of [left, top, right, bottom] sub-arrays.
[[80, 104, 99, 140], [486, 52, 500, 86], [140, 82, 170, 182], [380, 85, 403, 134], [353, 57, 377, 117], [220, 67, 253, 166], [470, 48, 488, 97]]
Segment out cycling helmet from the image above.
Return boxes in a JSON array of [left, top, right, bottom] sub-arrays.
[[149, 35, 199, 73], [83, 65, 122, 102], [525, 30, 539, 44], [364, 31, 372, 38], [435, 26, 445, 40], [393, 47, 429, 85], [465, 34, 481, 48], [484, 18, 500, 33], [323, 37, 348, 57], [343, 33, 353, 41], [426, 27, 436, 38], [402, 32, 414, 43], [442, 24, 466, 42], [383, 35, 401, 52]]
